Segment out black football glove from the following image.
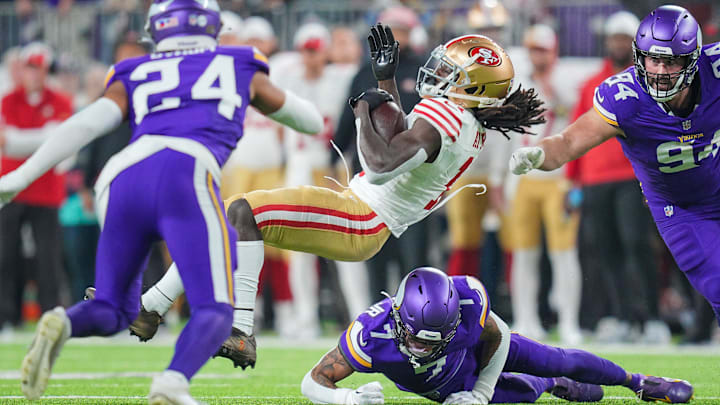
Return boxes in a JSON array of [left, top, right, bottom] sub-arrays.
[[348, 88, 394, 111], [368, 23, 399, 81]]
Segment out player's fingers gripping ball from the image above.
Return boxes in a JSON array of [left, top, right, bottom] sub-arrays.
[[349, 88, 406, 142]]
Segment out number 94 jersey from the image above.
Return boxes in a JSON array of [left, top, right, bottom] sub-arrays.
[[105, 46, 269, 167], [592, 42, 720, 210]]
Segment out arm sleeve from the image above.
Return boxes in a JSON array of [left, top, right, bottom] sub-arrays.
[[301, 368, 354, 405], [472, 311, 510, 402], [3, 124, 58, 157], [7, 97, 123, 189], [266, 89, 324, 135]]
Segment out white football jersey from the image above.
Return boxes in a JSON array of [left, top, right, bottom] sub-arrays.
[[350, 97, 485, 237]]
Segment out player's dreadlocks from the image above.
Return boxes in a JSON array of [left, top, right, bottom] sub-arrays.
[[470, 86, 546, 139]]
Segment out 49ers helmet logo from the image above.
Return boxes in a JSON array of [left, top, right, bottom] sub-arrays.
[[468, 46, 501, 66]]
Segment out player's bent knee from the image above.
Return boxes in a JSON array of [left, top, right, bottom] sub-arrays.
[[227, 198, 262, 241]]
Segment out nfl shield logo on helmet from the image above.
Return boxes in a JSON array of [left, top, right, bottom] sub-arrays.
[[155, 16, 179, 30], [664, 205, 674, 217]]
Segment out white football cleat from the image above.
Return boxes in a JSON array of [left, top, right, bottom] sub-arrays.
[[149, 370, 206, 405], [21, 306, 70, 400]]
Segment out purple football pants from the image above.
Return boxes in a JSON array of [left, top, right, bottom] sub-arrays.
[[66, 149, 237, 380], [652, 206, 720, 326], [488, 333, 627, 403]]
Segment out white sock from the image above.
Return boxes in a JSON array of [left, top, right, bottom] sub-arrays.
[[511, 248, 542, 332], [335, 261, 369, 319], [142, 263, 184, 315], [232, 240, 264, 335], [289, 252, 319, 335], [549, 248, 582, 331]]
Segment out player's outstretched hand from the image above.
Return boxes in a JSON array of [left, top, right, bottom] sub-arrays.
[[443, 390, 488, 405], [348, 381, 384, 405], [509, 146, 545, 175], [368, 23, 399, 81], [0, 171, 28, 207]]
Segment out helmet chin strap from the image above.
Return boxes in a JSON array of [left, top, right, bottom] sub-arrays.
[[155, 35, 218, 52]]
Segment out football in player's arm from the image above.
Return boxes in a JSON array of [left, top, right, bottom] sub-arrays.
[[301, 268, 693, 405]]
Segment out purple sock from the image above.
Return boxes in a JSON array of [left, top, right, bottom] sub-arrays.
[[168, 304, 233, 380], [66, 299, 134, 337], [623, 373, 643, 390]]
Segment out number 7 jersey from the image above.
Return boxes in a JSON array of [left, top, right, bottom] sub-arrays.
[[104, 45, 269, 167], [592, 42, 720, 210]]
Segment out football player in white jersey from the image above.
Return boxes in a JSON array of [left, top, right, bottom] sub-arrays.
[[128, 24, 545, 368]]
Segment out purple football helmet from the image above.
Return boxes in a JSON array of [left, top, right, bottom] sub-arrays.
[[387, 267, 460, 364], [633, 5, 702, 102], [145, 0, 222, 47]]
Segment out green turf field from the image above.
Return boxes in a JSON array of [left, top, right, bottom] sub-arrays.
[[0, 336, 718, 404]]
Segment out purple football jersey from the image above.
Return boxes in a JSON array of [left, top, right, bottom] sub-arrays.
[[105, 45, 269, 166], [593, 42, 720, 213], [338, 276, 491, 402]]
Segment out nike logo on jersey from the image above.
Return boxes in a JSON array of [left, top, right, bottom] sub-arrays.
[[596, 89, 604, 103]]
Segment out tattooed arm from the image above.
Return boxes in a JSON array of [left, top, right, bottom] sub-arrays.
[[311, 346, 355, 389], [301, 346, 385, 404]]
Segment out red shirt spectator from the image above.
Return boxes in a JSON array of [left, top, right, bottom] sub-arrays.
[[565, 59, 635, 185], [1, 44, 72, 207]]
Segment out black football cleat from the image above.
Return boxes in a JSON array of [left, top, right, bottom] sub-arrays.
[[549, 377, 604, 402], [214, 327, 257, 370], [128, 306, 163, 342]]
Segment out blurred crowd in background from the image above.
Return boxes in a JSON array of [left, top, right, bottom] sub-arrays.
[[0, 0, 719, 347]]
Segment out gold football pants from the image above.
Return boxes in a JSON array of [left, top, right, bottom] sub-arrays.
[[225, 186, 391, 262]]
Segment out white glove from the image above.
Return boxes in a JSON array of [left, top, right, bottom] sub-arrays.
[[345, 381, 384, 405], [0, 170, 30, 207], [509, 146, 545, 175], [443, 390, 488, 405]]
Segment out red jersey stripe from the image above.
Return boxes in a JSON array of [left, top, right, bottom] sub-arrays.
[[427, 98, 462, 128], [416, 101, 460, 133], [413, 108, 457, 141], [256, 219, 387, 235], [253, 204, 378, 221]]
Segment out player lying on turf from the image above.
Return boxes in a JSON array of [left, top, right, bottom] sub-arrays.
[[510, 4, 720, 334], [110, 24, 546, 369], [301, 267, 693, 404]]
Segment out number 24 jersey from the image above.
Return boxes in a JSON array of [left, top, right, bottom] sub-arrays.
[[105, 45, 269, 167]]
